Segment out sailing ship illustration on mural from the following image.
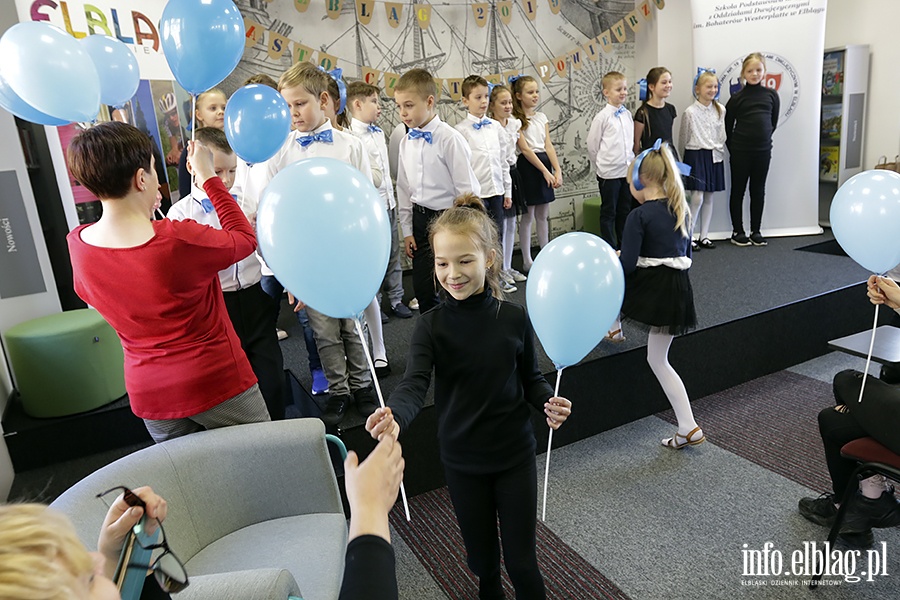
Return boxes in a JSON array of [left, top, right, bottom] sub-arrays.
[[226, 0, 635, 233]]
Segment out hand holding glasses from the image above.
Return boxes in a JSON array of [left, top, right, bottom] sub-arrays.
[[96, 486, 189, 595]]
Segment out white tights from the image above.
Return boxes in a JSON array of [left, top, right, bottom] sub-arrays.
[[647, 329, 698, 435], [519, 204, 550, 269], [689, 191, 714, 241], [502, 216, 517, 272], [363, 297, 386, 362]]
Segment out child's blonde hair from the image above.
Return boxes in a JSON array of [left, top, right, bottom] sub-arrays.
[[278, 61, 330, 99], [395, 68, 437, 100], [601, 71, 626, 92], [429, 194, 503, 299], [510, 75, 537, 130], [741, 52, 766, 79], [0, 504, 94, 600], [630, 142, 690, 237], [694, 70, 723, 118], [488, 84, 512, 120]]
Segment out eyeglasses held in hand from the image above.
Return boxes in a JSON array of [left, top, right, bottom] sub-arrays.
[[96, 486, 190, 593]]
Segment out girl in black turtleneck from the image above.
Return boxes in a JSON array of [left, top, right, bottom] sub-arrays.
[[366, 194, 572, 600], [725, 52, 780, 247]]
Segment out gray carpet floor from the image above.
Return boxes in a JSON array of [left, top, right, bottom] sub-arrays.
[[391, 352, 900, 599]]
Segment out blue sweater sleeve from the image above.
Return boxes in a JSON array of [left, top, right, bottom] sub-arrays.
[[619, 209, 644, 275]]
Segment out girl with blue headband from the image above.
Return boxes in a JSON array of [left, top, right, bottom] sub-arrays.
[[613, 140, 705, 450]]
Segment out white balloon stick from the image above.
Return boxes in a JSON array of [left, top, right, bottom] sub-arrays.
[[354, 318, 411, 521], [857, 303, 880, 404], [541, 367, 563, 522]]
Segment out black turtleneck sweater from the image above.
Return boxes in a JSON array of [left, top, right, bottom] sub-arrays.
[[388, 288, 554, 474], [724, 82, 780, 153]]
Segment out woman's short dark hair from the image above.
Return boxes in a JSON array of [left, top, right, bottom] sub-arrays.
[[67, 121, 154, 200]]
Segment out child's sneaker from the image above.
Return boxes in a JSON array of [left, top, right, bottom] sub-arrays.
[[500, 270, 515, 285], [730, 232, 751, 246], [311, 368, 329, 396], [321, 394, 350, 426], [276, 328, 289, 341], [499, 279, 517, 293], [508, 268, 527, 282], [749, 232, 768, 246], [409, 298, 419, 310]]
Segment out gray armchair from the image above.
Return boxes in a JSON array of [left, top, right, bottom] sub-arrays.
[[50, 419, 347, 600]]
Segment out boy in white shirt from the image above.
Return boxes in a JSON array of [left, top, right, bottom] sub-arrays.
[[455, 75, 515, 293], [167, 127, 286, 420], [587, 71, 635, 249], [258, 62, 376, 426], [346, 81, 411, 320], [395, 68, 481, 313]]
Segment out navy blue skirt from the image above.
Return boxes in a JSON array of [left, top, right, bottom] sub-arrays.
[[621, 266, 696, 336], [504, 165, 526, 217], [683, 149, 725, 192], [516, 152, 555, 206]]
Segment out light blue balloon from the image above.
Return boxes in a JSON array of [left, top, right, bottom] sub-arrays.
[[0, 22, 99, 122], [257, 158, 391, 318], [525, 232, 625, 369], [0, 71, 69, 126], [830, 170, 900, 274], [160, 0, 245, 95], [224, 85, 291, 165], [81, 35, 140, 108]]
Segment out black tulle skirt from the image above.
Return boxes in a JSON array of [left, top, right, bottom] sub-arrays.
[[683, 149, 725, 192], [621, 266, 696, 336]]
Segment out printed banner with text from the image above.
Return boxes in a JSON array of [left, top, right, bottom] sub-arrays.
[[690, 0, 827, 237]]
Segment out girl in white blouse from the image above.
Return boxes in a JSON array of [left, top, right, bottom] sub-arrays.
[[510, 76, 562, 272], [679, 70, 727, 250]]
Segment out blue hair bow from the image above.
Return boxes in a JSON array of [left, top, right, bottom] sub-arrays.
[[637, 78, 648, 102], [487, 82, 498, 96], [318, 66, 347, 115], [508, 74, 521, 86], [631, 139, 691, 190], [692, 67, 720, 100]]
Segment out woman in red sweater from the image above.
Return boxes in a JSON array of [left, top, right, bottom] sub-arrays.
[[66, 122, 269, 442]]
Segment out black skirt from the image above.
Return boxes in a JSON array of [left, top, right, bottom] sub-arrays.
[[621, 266, 696, 336], [505, 165, 527, 217], [516, 152, 555, 206], [683, 149, 725, 192]]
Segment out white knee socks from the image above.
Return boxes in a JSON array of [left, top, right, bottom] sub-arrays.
[[519, 205, 551, 270], [647, 330, 698, 435]]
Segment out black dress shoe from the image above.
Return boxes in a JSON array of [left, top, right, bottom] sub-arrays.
[[354, 386, 380, 417]]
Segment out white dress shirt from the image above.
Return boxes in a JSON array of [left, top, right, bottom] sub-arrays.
[[519, 111, 549, 153], [679, 100, 727, 163], [502, 117, 522, 167], [454, 113, 512, 198], [587, 103, 635, 179], [349, 117, 395, 210], [167, 184, 262, 292], [255, 120, 373, 275], [396, 115, 481, 238]]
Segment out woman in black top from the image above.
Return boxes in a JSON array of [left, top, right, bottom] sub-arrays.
[[367, 194, 572, 600], [724, 52, 780, 247]]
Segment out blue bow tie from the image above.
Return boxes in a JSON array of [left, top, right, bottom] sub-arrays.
[[297, 129, 334, 147], [472, 119, 492, 130], [197, 194, 238, 214], [614, 105, 627, 117], [408, 128, 433, 144], [367, 124, 383, 134]]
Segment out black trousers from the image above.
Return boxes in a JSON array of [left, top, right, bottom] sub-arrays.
[[597, 176, 632, 249], [223, 283, 286, 420], [483, 194, 505, 241], [444, 458, 546, 600], [411, 206, 443, 313], [818, 369, 900, 496], [728, 149, 771, 234]]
